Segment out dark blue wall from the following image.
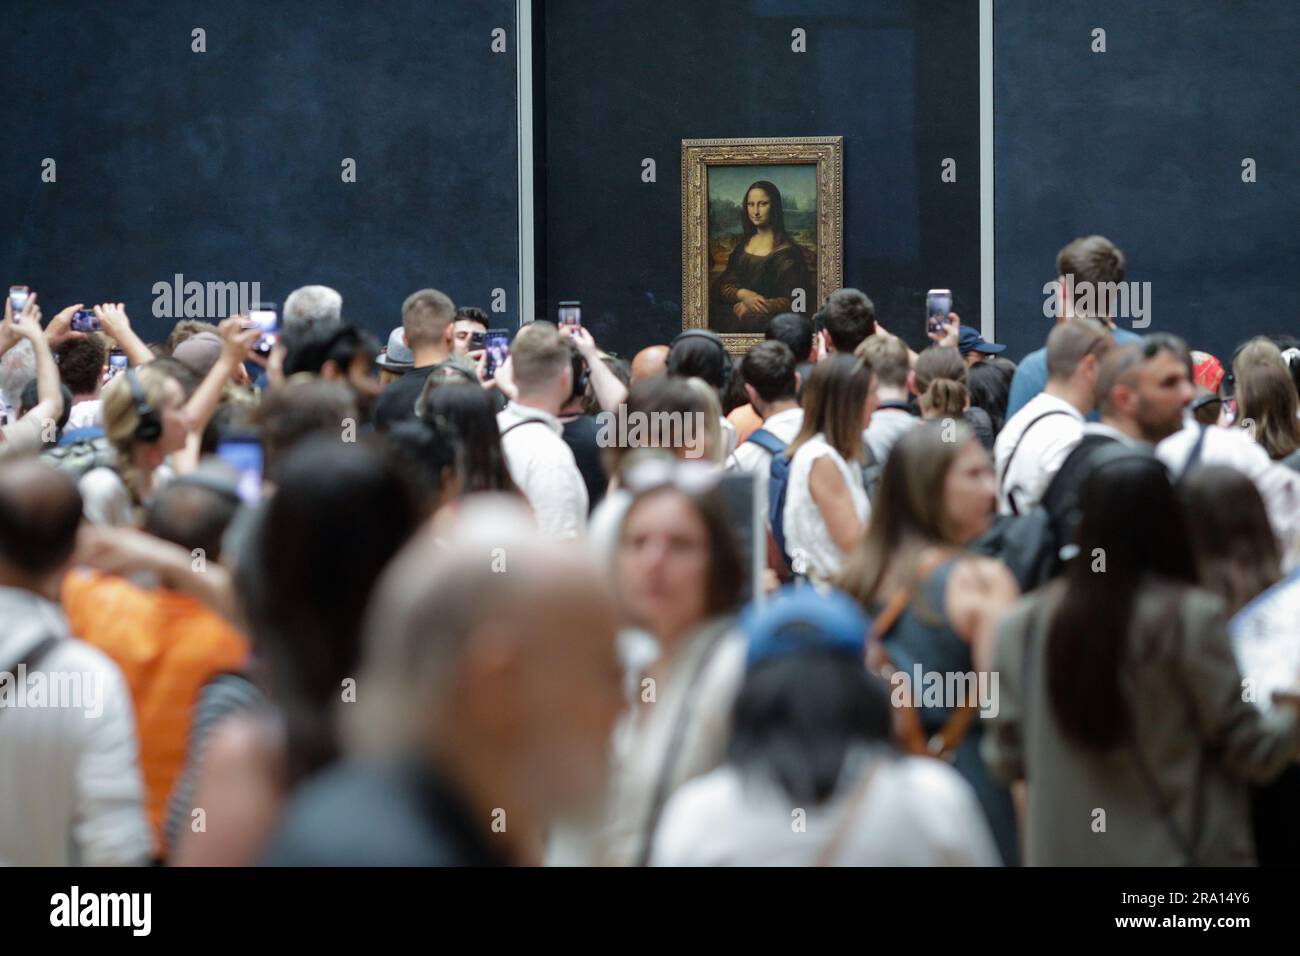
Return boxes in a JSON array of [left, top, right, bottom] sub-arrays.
[[1, 0, 519, 343], [994, 0, 1300, 363], [540, 0, 981, 359]]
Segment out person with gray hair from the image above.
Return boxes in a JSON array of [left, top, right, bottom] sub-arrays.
[[282, 285, 343, 334], [261, 496, 622, 866]]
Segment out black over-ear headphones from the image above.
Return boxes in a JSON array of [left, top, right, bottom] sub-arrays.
[[126, 367, 163, 443], [670, 329, 734, 385], [568, 343, 590, 401]]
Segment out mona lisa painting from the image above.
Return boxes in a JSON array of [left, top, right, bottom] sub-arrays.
[[682, 137, 843, 350]]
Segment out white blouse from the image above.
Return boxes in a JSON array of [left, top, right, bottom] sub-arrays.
[[783, 433, 869, 582]]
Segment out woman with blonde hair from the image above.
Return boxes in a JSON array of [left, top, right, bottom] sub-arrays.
[[80, 315, 259, 526], [782, 354, 876, 582]]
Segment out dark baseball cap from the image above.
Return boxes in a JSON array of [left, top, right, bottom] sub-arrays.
[[958, 325, 1006, 356]]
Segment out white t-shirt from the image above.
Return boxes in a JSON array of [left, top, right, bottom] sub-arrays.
[[651, 749, 1001, 866], [994, 392, 1085, 515], [783, 433, 869, 582], [728, 407, 804, 507], [1158, 417, 1300, 570], [497, 402, 589, 540], [863, 405, 919, 465]]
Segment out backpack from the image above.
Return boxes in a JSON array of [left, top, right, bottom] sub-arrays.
[[40, 429, 115, 481], [745, 428, 794, 568], [972, 432, 1119, 590]]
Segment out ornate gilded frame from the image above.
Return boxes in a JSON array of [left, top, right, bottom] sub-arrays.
[[681, 136, 843, 354]]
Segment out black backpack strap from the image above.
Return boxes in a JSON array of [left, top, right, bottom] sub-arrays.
[[1178, 425, 1210, 483], [1039, 433, 1118, 515], [999, 409, 1077, 489], [0, 636, 60, 719], [999, 410, 1077, 514], [500, 418, 550, 438], [876, 399, 916, 415]]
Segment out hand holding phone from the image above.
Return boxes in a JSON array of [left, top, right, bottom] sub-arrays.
[[9, 286, 30, 323], [217, 433, 264, 505], [558, 300, 581, 327], [247, 303, 279, 354], [105, 349, 128, 382], [71, 309, 103, 333], [484, 329, 511, 380], [926, 289, 952, 337]]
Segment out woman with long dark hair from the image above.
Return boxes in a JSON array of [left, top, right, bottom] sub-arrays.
[[169, 438, 422, 864], [1182, 465, 1300, 865], [985, 448, 1300, 865], [651, 587, 999, 866], [416, 380, 518, 495], [836, 420, 1020, 863], [713, 180, 813, 332]]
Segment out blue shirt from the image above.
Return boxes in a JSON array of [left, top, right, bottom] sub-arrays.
[[1006, 327, 1143, 420]]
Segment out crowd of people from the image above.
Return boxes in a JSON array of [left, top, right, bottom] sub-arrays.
[[2, 231, 1300, 866]]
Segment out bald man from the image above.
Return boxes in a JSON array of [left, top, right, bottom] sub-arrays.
[[263, 496, 623, 866], [631, 344, 670, 383], [0, 459, 151, 865]]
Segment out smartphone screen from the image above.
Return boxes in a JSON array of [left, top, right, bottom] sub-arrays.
[[216, 436, 264, 505], [469, 329, 487, 352], [106, 350, 127, 381], [926, 289, 952, 336], [485, 329, 511, 379], [9, 285, 29, 321], [71, 308, 102, 333], [557, 301, 581, 327], [248, 303, 279, 353]]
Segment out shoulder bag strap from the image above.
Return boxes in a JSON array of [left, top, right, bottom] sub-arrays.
[[865, 550, 966, 759], [813, 755, 887, 867], [634, 626, 732, 867], [500, 418, 550, 438], [998, 409, 1076, 509]]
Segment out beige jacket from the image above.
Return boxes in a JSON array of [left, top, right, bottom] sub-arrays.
[[984, 580, 1300, 866]]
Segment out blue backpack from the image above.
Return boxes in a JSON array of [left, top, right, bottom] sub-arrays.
[[745, 428, 793, 568]]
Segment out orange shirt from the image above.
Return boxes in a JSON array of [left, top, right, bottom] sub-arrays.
[[61, 568, 250, 856], [727, 403, 763, 446]]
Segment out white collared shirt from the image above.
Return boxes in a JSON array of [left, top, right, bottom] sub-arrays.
[[994, 392, 1086, 515], [1158, 417, 1300, 569], [497, 401, 589, 540]]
